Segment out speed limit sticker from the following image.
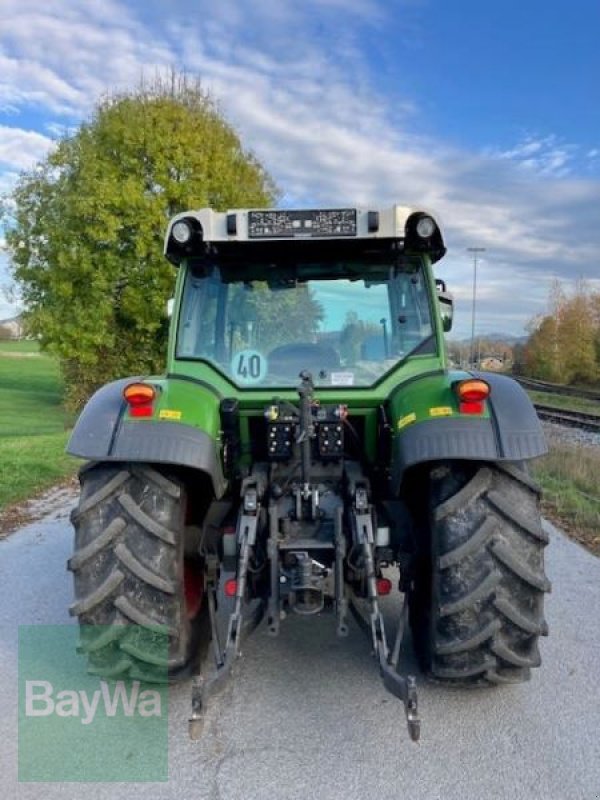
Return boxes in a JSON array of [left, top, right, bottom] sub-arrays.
[[231, 350, 267, 385]]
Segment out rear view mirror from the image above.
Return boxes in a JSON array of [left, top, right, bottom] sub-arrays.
[[438, 292, 453, 332]]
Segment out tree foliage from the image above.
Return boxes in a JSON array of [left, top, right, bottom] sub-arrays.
[[524, 280, 600, 385], [3, 74, 277, 408], [230, 283, 324, 352], [339, 311, 380, 363]]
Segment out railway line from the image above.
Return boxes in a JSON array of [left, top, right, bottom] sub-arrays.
[[533, 403, 600, 433], [515, 375, 600, 402], [512, 375, 600, 434], [508, 376, 600, 433]]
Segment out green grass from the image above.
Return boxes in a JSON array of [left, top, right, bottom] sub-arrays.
[[0, 345, 78, 511], [531, 435, 600, 556], [0, 339, 40, 353], [0, 434, 76, 508], [528, 390, 600, 416]]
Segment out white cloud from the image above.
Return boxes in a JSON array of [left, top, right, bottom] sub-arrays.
[[0, 126, 54, 171], [0, 0, 175, 117], [158, 11, 600, 303], [487, 134, 581, 178]]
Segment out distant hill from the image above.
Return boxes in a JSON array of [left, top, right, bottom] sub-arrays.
[[481, 332, 528, 344], [447, 332, 527, 346]]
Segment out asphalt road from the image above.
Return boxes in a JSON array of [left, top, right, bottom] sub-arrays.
[[1, 499, 599, 800]]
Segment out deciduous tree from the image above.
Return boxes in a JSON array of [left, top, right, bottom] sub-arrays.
[[524, 279, 599, 385], [3, 74, 277, 407]]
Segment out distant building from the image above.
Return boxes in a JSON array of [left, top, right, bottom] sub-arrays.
[[480, 356, 505, 372], [0, 316, 24, 339]]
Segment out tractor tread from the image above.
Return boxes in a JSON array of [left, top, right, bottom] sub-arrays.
[[115, 541, 176, 594], [493, 595, 548, 636], [487, 490, 549, 543], [130, 465, 182, 499], [67, 517, 127, 571], [70, 470, 130, 521], [490, 539, 552, 592], [69, 465, 206, 684], [87, 657, 133, 679], [120, 641, 171, 668], [433, 468, 492, 521], [435, 619, 501, 655], [128, 665, 172, 684], [411, 462, 548, 688], [495, 463, 541, 494], [439, 570, 501, 616], [438, 516, 497, 568], [69, 569, 125, 616], [118, 493, 177, 545], [114, 595, 176, 634], [77, 619, 128, 653], [491, 638, 541, 668]]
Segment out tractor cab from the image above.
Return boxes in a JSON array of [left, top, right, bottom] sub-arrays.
[[165, 206, 449, 391]]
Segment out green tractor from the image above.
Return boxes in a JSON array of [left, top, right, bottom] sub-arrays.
[[67, 206, 550, 740]]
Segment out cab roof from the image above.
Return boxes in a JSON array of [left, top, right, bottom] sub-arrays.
[[164, 205, 446, 266]]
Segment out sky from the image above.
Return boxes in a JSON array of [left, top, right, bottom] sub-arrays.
[[1, 0, 599, 338]]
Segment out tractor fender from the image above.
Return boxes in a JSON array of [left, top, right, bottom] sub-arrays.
[[391, 371, 547, 487], [67, 377, 227, 498]]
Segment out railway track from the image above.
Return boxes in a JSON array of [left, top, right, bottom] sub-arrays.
[[534, 403, 600, 433], [510, 375, 600, 432], [515, 376, 600, 402]]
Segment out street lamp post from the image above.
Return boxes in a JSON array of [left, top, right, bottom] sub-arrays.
[[467, 247, 485, 369]]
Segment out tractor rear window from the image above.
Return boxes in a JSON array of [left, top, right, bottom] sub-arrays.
[[175, 261, 434, 388]]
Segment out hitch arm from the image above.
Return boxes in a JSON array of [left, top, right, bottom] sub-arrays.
[[350, 488, 420, 742], [189, 485, 264, 738]]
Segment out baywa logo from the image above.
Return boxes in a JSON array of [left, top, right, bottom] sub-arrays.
[[25, 679, 162, 725], [19, 625, 169, 783]]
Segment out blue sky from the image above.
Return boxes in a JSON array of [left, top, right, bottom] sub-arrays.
[[1, 0, 599, 337]]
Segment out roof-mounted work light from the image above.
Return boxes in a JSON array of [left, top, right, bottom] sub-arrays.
[[415, 215, 436, 238], [404, 211, 446, 260], [171, 220, 193, 244], [165, 216, 203, 266]]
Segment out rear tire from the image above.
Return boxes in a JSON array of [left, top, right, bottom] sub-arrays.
[[68, 464, 206, 682], [410, 462, 550, 685]]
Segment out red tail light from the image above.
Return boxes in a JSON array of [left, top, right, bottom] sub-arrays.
[[376, 577, 392, 596], [123, 382, 156, 417], [224, 578, 238, 597], [454, 379, 490, 415]]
